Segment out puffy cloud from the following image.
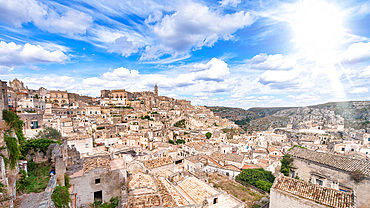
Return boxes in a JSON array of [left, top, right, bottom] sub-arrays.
[[22, 75, 77, 90], [108, 37, 141, 57], [250, 53, 296, 70], [147, 1, 254, 58], [102, 67, 139, 80], [0, 0, 92, 35], [0, 41, 68, 66], [349, 87, 368, 94], [341, 42, 370, 64]]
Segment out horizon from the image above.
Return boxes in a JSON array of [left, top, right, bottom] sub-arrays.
[[0, 0, 369, 109]]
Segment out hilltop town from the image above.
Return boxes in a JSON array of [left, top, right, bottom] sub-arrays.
[[0, 78, 369, 208]]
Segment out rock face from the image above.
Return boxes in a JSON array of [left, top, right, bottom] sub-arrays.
[[209, 101, 370, 131]]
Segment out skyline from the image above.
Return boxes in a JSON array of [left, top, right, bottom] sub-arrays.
[[0, 0, 369, 109]]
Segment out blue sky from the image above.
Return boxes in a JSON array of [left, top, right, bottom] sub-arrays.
[[0, 0, 369, 109]]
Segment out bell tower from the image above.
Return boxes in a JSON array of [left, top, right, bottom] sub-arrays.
[[154, 84, 158, 96]]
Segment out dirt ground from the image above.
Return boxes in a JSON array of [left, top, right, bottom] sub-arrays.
[[208, 173, 266, 208]]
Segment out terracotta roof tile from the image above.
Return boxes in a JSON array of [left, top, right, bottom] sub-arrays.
[[272, 174, 354, 208], [289, 147, 370, 176]]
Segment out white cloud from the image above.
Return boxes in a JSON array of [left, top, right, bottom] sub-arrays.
[[220, 0, 241, 7], [340, 42, 370, 63], [22, 75, 77, 90], [102, 67, 139, 80], [0, 0, 92, 35], [0, 41, 68, 66], [108, 37, 141, 57], [250, 53, 296, 70], [146, 1, 254, 59], [349, 87, 368, 94], [259, 70, 298, 83]]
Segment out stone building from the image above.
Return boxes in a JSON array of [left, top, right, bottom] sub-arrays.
[[69, 157, 126, 207], [48, 90, 69, 107], [270, 174, 355, 208], [288, 147, 370, 207]]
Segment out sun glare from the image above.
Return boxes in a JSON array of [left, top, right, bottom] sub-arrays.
[[291, 0, 345, 58]]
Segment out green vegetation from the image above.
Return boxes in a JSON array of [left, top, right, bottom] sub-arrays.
[[93, 197, 119, 208], [2, 110, 24, 134], [4, 134, 21, 170], [17, 160, 51, 193], [97, 126, 105, 130], [176, 139, 185, 144], [174, 119, 186, 128], [236, 168, 275, 192], [280, 154, 293, 176], [288, 145, 307, 151], [140, 115, 153, 121], [20, 138, 61, 156], [205, 132, 212, 139], [52, 186, 71, 208], [35, 127, 62, 140], [168, 139, 175, 145]]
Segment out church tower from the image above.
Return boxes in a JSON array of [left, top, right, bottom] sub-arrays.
[[154, 84, 158, 96]]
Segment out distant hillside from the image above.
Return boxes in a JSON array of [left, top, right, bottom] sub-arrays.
[[209, 101, 370, 132]]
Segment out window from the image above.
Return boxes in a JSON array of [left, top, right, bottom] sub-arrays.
[[368, 138, 370, 141], [351, 149, 354, 151], [8, 94, 11, 97], [56, 95, 58, 98], [213, 198, 218, 204], [95, 178, 100, 184], [316, 179, 323, 186], [341, 147, 345, 151], [85, 144, 89, 148]]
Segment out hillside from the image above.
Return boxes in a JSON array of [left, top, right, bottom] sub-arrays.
[[209, 101, 370, 132]]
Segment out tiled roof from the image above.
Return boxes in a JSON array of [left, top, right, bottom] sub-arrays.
[[177, 177, 218, 205], [288, 147, 370, 176], [83, 157, 110, 173], [143, 157, 172, 169], [224, 153, 244, 163], [272, 174, 354, 208]]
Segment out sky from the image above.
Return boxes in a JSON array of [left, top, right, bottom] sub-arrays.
[[0, 0, 369, 109]]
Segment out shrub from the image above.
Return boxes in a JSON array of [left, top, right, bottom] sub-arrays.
[[52, 186, 71, 208]]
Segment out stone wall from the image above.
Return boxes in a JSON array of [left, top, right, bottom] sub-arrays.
[[270, 188, 329, 208], [70, 167, 125, 207], [38, 175, 57, 208], [0, 80, 9, 119]]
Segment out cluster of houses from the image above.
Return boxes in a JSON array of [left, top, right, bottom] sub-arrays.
[[0, 78, 369, 207]]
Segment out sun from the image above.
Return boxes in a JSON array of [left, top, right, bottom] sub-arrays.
[[291, 0, 345, 58]]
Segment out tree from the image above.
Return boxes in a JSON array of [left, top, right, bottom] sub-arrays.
[[280, 154, 293, 176], [176, 139, 185, 144], [205, 132, 212, 139], [36, 127, 62, 140]]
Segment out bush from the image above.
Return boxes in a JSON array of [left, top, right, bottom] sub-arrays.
[[4, 134, 20, 170], [52, 186, 71, 208], [174, 119, 186, 128], [176, 139, 185, 144], [205, 132, 212, 139], [236, 168, 275, 192], [36, 127, 62, 140], [280, 154, 293, 176], [20, 138, 61, 156]]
